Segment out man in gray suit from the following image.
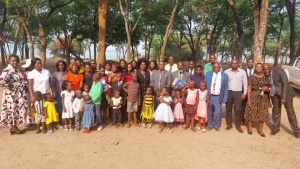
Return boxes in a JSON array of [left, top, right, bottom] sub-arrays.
[[150, 62, 171, 106], [263, 63, 300, 138], [171, 61, 190, 96]]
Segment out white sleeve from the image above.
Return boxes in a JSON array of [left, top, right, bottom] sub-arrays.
[[27, 71, 34, 80], [72, 100, 79, 113]]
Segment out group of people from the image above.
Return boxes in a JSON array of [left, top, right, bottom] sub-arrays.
[[0, 54, 299, 138]]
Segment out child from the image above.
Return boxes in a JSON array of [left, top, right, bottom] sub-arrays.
[[191, 65, 205, 89], [82, 83, 90, 98], [153, 87, 174, 133], [72, 90, 84, 131], [82, 95, 95, 133], [183, 80, 199, 132], [89, 73, 103, 131], [173, 90, 184, 126], [141, 87, 154, 128], [43, 94, 58, 134], [61, 80, 74, 131], [33, 91, 46, 134], [99, 67, 109, 124], [124, 63, 134, 83], [196, 81, 209, 132], [111, 73, 125, 122], [110, 90, 123, 128], [123, 73, 140, 128]]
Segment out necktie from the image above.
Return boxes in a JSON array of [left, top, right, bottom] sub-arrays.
[[269, 74, 276, 97], [212, 73, 218, 94], [249, 69, 252, 77], [169, 65, 172, 72], [158, 71, 163, 90]]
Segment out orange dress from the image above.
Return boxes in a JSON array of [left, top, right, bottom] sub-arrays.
[[65, 73, 83, 90]]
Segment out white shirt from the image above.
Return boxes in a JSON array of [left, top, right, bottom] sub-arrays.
[[111, 97, 122, 109], [28, 69, 51, 94], [210, 72, 222, 95], [225, 68, 248, 94], [72, 98, 84, 113], [247, 68, 254, 77], [188, 68, 194, 75], [164, 63, 178, 73]]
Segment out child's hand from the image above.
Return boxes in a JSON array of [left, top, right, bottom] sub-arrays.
[[44, 113, 48, 118], [71, 98, 74, 102], [63, 107, 67, 112]]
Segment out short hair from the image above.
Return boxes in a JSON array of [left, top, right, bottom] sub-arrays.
[[68, 63, 80, 73], [31, 57, 41, 66], [34, 91, 42, 96], [113, 90, 120, 94], [56, 60, 67, 72], [247, 58, 254, 62], [195, 65, 203, 70], [8, 55, 20, 63], [61, 80, 72, 91]]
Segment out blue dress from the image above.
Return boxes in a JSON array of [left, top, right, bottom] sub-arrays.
[[82, 103, 94, 128]]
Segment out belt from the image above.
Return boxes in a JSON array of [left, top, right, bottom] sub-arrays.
[[211, 94, 220, 96]]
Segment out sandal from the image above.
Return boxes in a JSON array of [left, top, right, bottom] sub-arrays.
[[64, 125, 69, 131], [158, 127, 163, 133], [167, 128, 173, 133]]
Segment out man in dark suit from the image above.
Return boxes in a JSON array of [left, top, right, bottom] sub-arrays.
[[185, 60, 195, 76], [263, 64, 300, 138], [171, 61, 190, 97], [241, 59, 254, 125], [205, 62, 228, 131]]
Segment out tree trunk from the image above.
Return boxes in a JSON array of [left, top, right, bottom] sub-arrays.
[[250, 0, 269, 63], [274, 17, 284, 67], [20, 21, 34, 59], [12, 22, 22, 55], [0, 5, 7, 65], [285, 0, 296, 64], [97, 0, 109, 66], [34, 5, 47, 67], [119, 0, 131, 62], [159, 0, 179, 61]]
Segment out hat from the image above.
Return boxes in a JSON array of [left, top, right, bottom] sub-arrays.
[[21, 59, 31, 68]]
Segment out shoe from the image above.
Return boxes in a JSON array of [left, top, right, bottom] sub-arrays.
[[236, 127, 244, 133], [126, 124, 131, 128], [197, 127, 201, 130], [225, 126, 232, 130], [142, 123, 146, 128], [202, 128, 206, 133], [247, 131, 252, 135], [270, 131, 278, 136], [97, 126, 103, 131], [214, 128, 220, 131], [36, 129, 41, 134], [207, 127, 213, 131], [10, 128, 15, 135], [148, 123, 152, 128], [42, 129, 47, 134], [294, 133, 299, 138], [259, 132, 265, 137], [183, 126, 189, 130], [47, 130, 52, 134], [191, 128, 196, 132], [83, 129, 89, 133]]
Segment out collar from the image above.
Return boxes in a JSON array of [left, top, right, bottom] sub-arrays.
[[8, 64, 18, 71], [230, 68, 239, 72]]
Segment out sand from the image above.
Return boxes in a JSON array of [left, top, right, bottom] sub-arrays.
[[0, 60, 300, 169]]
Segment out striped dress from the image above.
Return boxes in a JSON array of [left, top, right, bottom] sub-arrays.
[[141, 97, 154, 121]]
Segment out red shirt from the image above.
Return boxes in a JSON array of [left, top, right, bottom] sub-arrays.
[[124, 73, 132, 83], [65, 72, 83, 90]]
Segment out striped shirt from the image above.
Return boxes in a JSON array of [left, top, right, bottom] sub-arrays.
[[123, 81, 140, 102], [35, 99, 45, 114]]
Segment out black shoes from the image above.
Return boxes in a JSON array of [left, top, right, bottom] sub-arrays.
[[236, 127, 244, 133], [207, 127, 213, 131], [270, 131, 278, 136], [225, 126, 232, 130], [294, 133, 299, 138]]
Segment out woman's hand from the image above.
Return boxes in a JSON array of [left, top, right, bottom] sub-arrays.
[[63, 107, 67, 112], [268, 102, 272, 108], [30, 96, 35, 103], [247, 101, 252, 108]]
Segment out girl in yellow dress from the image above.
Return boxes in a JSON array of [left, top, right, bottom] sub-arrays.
[[141, 87, 154, 128], [44, 94, 58, 134]]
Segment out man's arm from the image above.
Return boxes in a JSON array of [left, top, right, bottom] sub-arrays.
[[279, 69, 289, 100]]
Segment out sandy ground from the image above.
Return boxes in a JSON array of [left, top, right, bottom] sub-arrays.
[[0, 60, 300, 169]]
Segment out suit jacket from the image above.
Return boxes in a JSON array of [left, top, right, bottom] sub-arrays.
[[185, 68, 195, 76], [110, 80, 126, 103], [271, 67, 296, 99], [205, 71, 228, 104], [171, 70, 190, 96], [164, 63, 178, 73], [150, 70, 171, 93]]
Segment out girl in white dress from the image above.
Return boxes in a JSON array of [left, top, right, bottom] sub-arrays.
[[61, 81, 74, 131], [153, 87, 174, 133]]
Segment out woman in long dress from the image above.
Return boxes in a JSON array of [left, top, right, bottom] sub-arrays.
[[0, 55, 30, 134], [245, 63, 270, 137]]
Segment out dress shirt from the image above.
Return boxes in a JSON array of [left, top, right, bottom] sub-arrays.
[[210, 72, 221, 95], [164, 63, 178, 73], [28, 69, 51, 94], [72, 98, 84, 113], [225, 68, 248, 95], [188, 68, 194, 75], [247, 68, 254, 77]]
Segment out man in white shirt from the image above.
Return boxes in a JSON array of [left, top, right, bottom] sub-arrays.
[[205, 62, 228, 131], [224, 59, 248, 133], [164, 56, 178, 73]]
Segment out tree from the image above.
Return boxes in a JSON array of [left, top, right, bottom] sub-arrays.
[[97, 0, 109, 66], [250, 0, 269, 63], [159, 0, 179, 61], [0, 0, 7, 65]]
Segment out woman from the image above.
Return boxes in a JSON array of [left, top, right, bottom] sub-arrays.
[[0, 55, 30, 134], [245, 63, 270, 137], [28, 58, 55, 103], [124, 63, 134, 83], [131, 60, 137, 73], [104, 61, 112, 75], [65, 63, 84, 90], [136, 59, 150, 119], [119, 59, 127, 73], [148, 60, 157, 77], [52, 60, 68, 126], [108, 64, 122, 84], [82, 63, 94, 87]]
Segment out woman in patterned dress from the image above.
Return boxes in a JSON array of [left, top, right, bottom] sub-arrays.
[[0, 55, 30, 134], [245, 63, 270, 137]]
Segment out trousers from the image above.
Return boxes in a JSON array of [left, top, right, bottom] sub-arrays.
[[226, 91, 243, 127], [208, 95, 222, 129]]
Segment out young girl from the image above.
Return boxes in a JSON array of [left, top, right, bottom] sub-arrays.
[[173, 90, 184, 126], [196, 81, 209, 132], [44, 94, 58, 134], [82, 83, 90, 98], [183, 80, 199, 132], [124, 63, 134, 83], [141, 87, 154, 128], [82, 95, 94, 133], [61, 80, 74, 131], [153, 87, 174, 133]]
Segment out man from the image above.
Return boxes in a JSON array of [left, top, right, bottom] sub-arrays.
[[74, 58, 85, 73], [150, 62, 172, 106], [89, 60, 98, 73], [204, 54, 223, 75], [190, 65, 205, 89], [164, 56, 178, 73], [205, 62, 228, 131], [224, 59, 248, 133], [263, 64, 300, 138], [186, 60, 195, 76], [241, 59, 254, 124], [171, 61, 190, 96]]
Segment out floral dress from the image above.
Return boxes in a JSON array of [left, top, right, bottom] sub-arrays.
[[0, 64, 30, 126]]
